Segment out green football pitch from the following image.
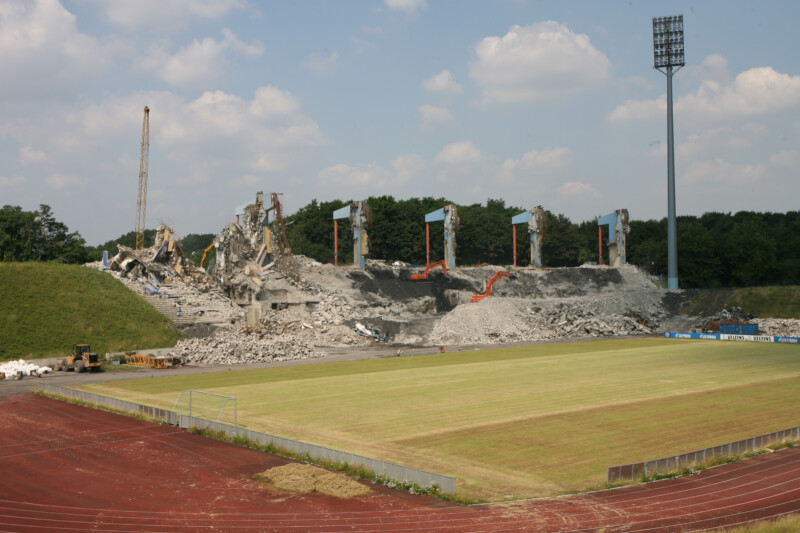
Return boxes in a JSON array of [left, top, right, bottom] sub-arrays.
[[79, 338, 800, 500]]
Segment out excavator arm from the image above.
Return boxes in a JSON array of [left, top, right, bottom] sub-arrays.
[[471, 270, 512, 302], [200, 243, 215, 268], [410, 260, 448, 280]]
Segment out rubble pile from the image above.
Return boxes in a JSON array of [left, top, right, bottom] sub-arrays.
[[88, 224, 245, 328], [100, 193, 800, 366], [169, 326, 325, 365], [753, 318, 800, 337], [428, 298, 653, 345]]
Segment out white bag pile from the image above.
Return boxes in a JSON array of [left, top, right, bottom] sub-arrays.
[[0, 360, 52, 379]]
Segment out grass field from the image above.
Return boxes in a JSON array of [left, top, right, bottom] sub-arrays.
[[79, 338, 800, 500], [0, 262, 180, 360]]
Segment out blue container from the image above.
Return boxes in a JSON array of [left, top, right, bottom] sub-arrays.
[[719, 323, 759, 335]]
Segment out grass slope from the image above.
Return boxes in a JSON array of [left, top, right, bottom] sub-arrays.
[[80, 338, 800, 501], [681, 286, 800, 319], [0, 262, 181, 360]]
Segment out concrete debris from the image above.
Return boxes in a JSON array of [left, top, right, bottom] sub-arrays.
[[89, 199, 796, 367], [428, 297, 654, 345], [753, 318, 800, 337], [213, 192, 300, 305], [87, 225, 245, 332], [355, 322, 386, 342], [168, 325, 325, 365], [1, 360, 52, 379], [108, 225, 212, 288]]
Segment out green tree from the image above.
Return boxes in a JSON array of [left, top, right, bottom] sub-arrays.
[[677, 218, 722, 288], [0, 205, 36, 261], [541, 212, 582, 267], [0, 205, 88, 264], [181, 233, 216, 265]]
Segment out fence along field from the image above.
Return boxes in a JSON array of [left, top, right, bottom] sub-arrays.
[[78, 338, 800, 501]]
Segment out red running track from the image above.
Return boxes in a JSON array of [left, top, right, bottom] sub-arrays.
[[0, 394, 798, 532]]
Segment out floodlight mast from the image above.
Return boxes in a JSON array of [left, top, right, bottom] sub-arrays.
[[653, 15, 684, 290]]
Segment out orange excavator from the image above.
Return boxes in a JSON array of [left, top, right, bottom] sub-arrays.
[[410, 260, 447, 280], [200, 243, 214, 268], [471, 270, 515, 302]]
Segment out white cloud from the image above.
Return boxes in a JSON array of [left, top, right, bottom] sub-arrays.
[[391, 154, 426, 185], [609, 58, 800, 124], [434, 141, 482, 165], [19, 145, 46, 165], [305, 51, 339, 74], [249, 86, 301, 118], [46, 173, 87, 190], [318, 163, 392, 187], [1, 86, 323, 190], [349, 35, 371, 54], [0, 0, 108, 98], [0, 175, 26, 187], [493, 146, 572, 187], [682, 66, 800, 120], [362, 25, 382, 34], [137, 28, 263, 85], [500, 146, 571, 173], [665, 124, 770, 159], [418, 105, 454, 126], [423, 70, 463, 94], [556, 181, 601, 198], [384, 0, 428, 14], [607, 95, 664, 123], [97, 0, 248, 31], [682, 159, 766, 185], [469, 21, 611, 103], [319, 153, 427, 189], [769, 149, 798, 167]]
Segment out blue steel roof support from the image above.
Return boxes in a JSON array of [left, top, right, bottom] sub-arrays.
[[425, 205, 457, 270], [597, 212, 618, 242], [333, 202, 367, 269]]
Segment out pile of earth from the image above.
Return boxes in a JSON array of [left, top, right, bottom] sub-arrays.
[[253, 463, 372, 498]]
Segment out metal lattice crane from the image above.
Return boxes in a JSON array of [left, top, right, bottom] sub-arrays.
[[135, 106, 150, 250]]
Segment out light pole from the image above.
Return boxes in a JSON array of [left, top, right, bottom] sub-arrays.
[[653, 14, 684, 290]]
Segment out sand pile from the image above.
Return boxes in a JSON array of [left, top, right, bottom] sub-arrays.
[[254, 463, 371, 498]]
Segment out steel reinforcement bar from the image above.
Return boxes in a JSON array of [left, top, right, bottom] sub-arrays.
[[608, 425, 800, 484], [36, 383, 456, 494]]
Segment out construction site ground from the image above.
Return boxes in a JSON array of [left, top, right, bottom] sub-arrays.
[[2, 392, 799, 532]]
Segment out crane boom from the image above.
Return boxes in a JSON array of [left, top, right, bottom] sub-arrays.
[[135, 106, 150, 250]]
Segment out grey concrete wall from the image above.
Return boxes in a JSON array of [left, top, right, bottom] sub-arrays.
[[608, 426, 800, 484], [179, 415, 456, 494], [37, 384, 177, 424], [36, 383, 456, 494]]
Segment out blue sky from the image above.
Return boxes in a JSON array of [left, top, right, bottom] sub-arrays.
[[1, 0, 798, 245]]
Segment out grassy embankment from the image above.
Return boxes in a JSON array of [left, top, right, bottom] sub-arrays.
[[80, 337, 800, 501], [681, 286, 800, 319], [0, 262, 181, 360]]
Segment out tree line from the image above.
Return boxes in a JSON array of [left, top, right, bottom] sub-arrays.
[[2, 202, 798, 288], [284, 197, 800, 288]]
